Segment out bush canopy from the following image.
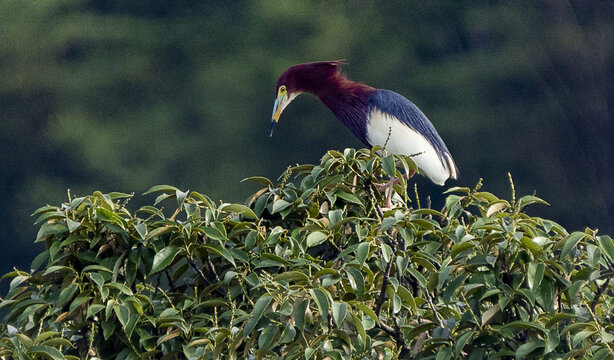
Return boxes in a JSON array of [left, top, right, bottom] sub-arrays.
[[1, 148, 613, 359]]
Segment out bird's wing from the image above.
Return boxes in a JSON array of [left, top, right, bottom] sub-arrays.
[[366, 89, 458, 181]]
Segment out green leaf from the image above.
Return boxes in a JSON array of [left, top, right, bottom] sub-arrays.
[[332, 302, 347, 326], [36, 222, 68, 242], [241, 176, 273, 187], [351, 314, 367, 344], [306, 231, 328, 248], [27, 345, 66, 360], [382, 155, 396, 176], [57, 283, 78, 308], [105, 282, 133, 296], [43, 265, 77, 277], [527, 262, 544, 290], [69, 296, 91, 313], [272, 199, 292, 214], [202, 226, 227, 243], [244, 294, 272, 338], [86, 304, 105, 319], [515, 340, 544, 359], [408, 268, 427, 289], [203, 244, 236, 267], [82, 265, 112, 273], [560, 232, 585, 259], [150, 246, 181, 274], [143, 184, 180, 195], [280, 323, 296, 344], [66, 218, 82, 233], [355, 241, 370, 268], [572, 330, 596, 348], [451, 242, 475, 258], [257, 325, 278, 350], [134, 222, 147, 240], [294, 299, 309, 333], [520, 236, 542, 255], [219, 203, 258, 220], [346, 268, 365, 297], [309, 288, 330, 324], [518, 195, 549, 209], [597, 235, 614, 261], [115, 303, 131, 327], [352, 302, 379, 325], [273, 271, 309, 282], [335, 191, 363, 205], [455, 330, 474, 357]]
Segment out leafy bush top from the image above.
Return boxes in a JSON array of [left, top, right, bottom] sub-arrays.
[[1, 148, 613, 359]]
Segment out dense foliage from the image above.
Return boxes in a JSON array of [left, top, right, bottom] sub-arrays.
[[1, 1, 613, 281], [1, 149, 613, 359]]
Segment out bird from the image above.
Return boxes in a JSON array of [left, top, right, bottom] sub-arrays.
[[270, 61, 458, 186]]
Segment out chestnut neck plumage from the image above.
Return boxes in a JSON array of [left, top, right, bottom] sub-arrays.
[[291, 65, 375, 145]]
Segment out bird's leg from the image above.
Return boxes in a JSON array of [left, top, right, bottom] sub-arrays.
[[383, 177, 397, 210], [381, 169, 416, 210]]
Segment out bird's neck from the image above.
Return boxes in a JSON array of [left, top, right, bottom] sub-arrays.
[[313, 76, 375, 145]]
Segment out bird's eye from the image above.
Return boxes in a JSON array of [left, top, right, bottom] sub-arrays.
[[277, 85, 287, 97]]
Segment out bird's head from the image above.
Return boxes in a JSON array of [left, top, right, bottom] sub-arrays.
[[270, 60, 345, 136]]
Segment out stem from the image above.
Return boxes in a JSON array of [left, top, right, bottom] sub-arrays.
[[591, 277, 611, 313], [366, 181, 384, 220], [425, 289, 444, 328]]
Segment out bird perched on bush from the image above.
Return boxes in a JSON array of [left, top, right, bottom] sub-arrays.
[[270, 61, 458, 186]]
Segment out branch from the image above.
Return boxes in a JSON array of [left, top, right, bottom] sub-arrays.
[[591, 277, 611, 313], [366, 180, 384, 220], [375, 236, 398, 317], [425, 288, 444, 328]]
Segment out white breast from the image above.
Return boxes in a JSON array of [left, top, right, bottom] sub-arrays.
[[366, 109, 453, 185]]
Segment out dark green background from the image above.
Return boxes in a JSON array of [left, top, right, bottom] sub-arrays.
[[1, 1, 612, 287]]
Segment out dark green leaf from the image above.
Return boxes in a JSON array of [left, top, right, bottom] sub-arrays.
[[244, 294, 272, 338], [309, 288, 330, 324]]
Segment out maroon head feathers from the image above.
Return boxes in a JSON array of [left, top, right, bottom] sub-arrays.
[[275, 60, 347, 95]]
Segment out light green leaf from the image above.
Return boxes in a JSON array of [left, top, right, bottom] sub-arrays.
[[143, 185, 180, 195], [335, 191, 363, 205], [382, 155, 396, 176], [560, 232, 585, 259], [219, 203, 258, 220], [332, 302, 347, 326], [527, 262, 544, 290], [150, 246, 181, 274], [27, 345, 66, 360], [306, 231, 328, 248], [598, 235, 614, 261], [204, 244, 236, 267], [356, 241, 370, 268]]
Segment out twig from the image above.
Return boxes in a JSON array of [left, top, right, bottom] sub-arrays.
[[375, 251, 394, 318], [378, 319, 409, 356], [591, 277, 611, 313], [187, 257, 211, 285], [366, 181, 384, 220], [425, 289, 444, 328]]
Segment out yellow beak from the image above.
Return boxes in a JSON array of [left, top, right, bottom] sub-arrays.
[[270, 91, 287, 137]]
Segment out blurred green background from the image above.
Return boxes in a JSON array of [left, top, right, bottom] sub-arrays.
[[1, 0, 612, 287]]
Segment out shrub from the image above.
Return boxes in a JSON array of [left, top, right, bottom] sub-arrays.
[[1, 148, 613, 359]]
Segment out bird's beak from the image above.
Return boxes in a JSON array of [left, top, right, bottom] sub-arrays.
[[270, 92, 286, 137]]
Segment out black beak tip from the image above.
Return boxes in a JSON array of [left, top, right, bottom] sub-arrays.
[[269, 121, 277, 137]]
